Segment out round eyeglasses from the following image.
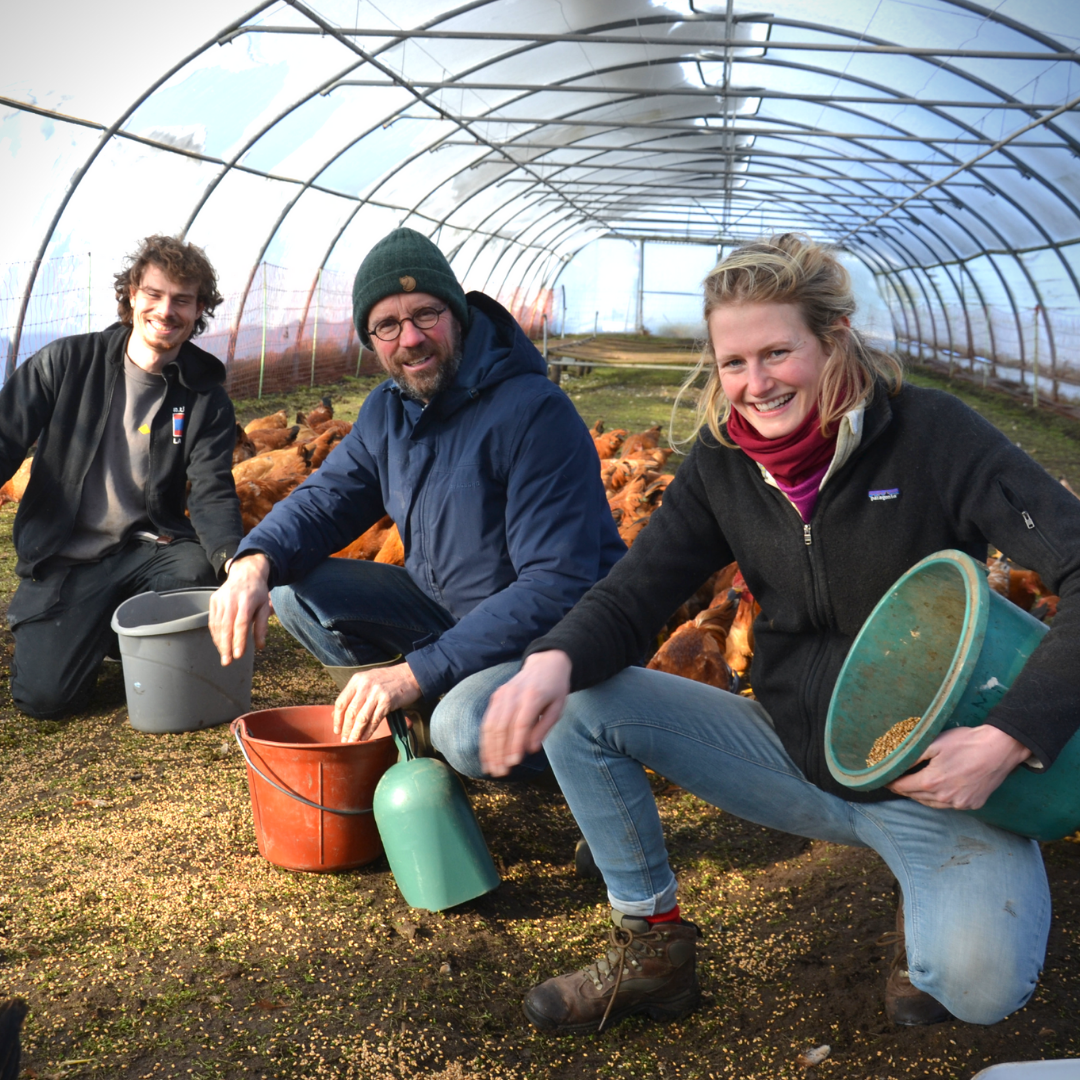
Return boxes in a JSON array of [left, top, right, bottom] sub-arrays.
[[368, 305, 447, 342]]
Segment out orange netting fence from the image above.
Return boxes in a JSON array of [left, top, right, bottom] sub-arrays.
[[1, 256, 378, 398], [1, 256, 563, 399]]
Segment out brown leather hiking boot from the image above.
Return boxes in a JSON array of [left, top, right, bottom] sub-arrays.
[[523, 910, 701, 1034], [880, 895, 952, 1026]]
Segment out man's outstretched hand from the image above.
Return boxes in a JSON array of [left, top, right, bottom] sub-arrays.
[[209, 554, 271, 665]]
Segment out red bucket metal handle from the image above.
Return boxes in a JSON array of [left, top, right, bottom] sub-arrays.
[[232, 720, 373, 817]]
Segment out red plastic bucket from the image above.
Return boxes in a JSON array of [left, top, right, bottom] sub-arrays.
[[231, 706, 400, 872]]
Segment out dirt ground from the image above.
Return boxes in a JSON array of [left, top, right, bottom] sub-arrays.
[[1, 363, 1078, 1079]]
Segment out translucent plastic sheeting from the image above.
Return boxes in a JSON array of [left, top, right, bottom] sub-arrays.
[[3, 0, 1080, 399], [554, 240, 895, 343]]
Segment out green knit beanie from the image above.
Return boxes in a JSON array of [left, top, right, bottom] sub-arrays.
[[352, 227, 469, 347]]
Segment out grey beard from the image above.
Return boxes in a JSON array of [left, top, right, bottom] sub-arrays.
[[393, 343, 463, 404]]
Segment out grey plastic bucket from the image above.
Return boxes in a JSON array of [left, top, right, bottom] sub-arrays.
[[110, 587, 253, 733]]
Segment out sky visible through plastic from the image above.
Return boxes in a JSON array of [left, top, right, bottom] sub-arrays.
[[2, 1, 1079, 397]]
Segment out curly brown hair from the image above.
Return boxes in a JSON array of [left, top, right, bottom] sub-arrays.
[[674, 233, 902, 447], [113, 235, 224, 337]]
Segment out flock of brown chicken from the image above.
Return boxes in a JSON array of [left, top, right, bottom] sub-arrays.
[[0, 399, 1069, 700], [589, 419, 759, 692], [230, 397, 353, 536]]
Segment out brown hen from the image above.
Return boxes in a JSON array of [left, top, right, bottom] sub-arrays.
[[373, 525, 405, 566], [263, 444, 315, 483], [724, 583, 760, 678], [594, 429, 628, 460], [248, 425, 300, 453], [623, 447, 674, 469], [244, 408, 288, 433], [620, 424, 662, 458], [647, 599, 737, 690], [236, 476, 301, 534], [332, 515, 396, 560], [603, 457, 656, 493], [307, 426, 348, 469], [662, 563, 739, 633], [308, 418, 353, 441], [618, 514, 652, 547], [232, 423, 257, 465], [0, 457, 33, 510], [302, 396, 333, 429]]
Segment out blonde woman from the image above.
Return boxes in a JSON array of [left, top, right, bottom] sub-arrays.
[[432, 235, 1078, 1034]]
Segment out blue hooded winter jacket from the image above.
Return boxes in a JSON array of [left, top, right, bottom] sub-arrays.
[[235, 292, 625, 698]]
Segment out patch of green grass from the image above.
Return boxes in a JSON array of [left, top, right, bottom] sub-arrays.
[[231, 373, 383, 430], [906, 364, 1080, 488], [557, 365, 698, 443]]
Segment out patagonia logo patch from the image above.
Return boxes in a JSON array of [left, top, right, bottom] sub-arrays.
[[172, 408, 185, 444], [869, 488, 899, 502]]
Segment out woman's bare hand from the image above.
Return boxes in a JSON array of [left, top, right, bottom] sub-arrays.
[[479, 651, 572, 777], [887, 724, 1032, 810]]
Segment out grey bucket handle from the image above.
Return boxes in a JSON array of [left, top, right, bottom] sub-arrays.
[[232, 723, 373, 817]]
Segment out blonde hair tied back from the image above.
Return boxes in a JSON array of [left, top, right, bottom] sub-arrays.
[[671, 233, 902, 447]]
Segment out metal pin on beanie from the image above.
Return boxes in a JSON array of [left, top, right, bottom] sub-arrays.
[[352, 228, 469, 347]]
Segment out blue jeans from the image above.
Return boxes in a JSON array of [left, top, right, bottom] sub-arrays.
[[270, 559, 457, 668], [273, 559, 548, 779], [437, 662, 1050, 1025], [431, 679, 550, 781]]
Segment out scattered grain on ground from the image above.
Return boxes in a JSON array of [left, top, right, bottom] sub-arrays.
[[1, 362, 1078, 1078]]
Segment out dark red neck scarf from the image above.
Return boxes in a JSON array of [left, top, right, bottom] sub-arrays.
[[726, 404, 837, 488]]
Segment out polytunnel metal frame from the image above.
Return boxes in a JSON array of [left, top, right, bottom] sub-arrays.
[[6, 0, 1080, 395]]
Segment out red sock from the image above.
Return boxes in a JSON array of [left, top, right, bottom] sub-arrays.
[[644, 905, 680, 925]]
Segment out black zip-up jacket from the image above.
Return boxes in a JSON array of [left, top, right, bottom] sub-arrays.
[[527, 383, 1080, 801], [0, 324, 242, 580]]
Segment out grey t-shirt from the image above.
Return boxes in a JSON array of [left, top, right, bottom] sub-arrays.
[[60, 356, 168, 563]]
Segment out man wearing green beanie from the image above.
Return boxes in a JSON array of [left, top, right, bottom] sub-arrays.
[[212, 228, 624, 769]]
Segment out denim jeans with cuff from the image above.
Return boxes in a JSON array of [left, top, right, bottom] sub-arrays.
[[435, 661, 1050, 1025]]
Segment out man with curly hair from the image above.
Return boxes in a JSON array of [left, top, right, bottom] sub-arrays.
[[0, 235, 242, 718]]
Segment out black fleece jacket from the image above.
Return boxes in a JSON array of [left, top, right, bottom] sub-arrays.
[[526, 382, 1080, 801], [0, 324, 242, 580]]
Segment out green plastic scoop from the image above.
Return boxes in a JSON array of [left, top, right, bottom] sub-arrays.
[[373, 711, 500, 910]]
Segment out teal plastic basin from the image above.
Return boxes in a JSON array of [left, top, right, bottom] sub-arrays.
[[826, 549, 1080, 841]]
